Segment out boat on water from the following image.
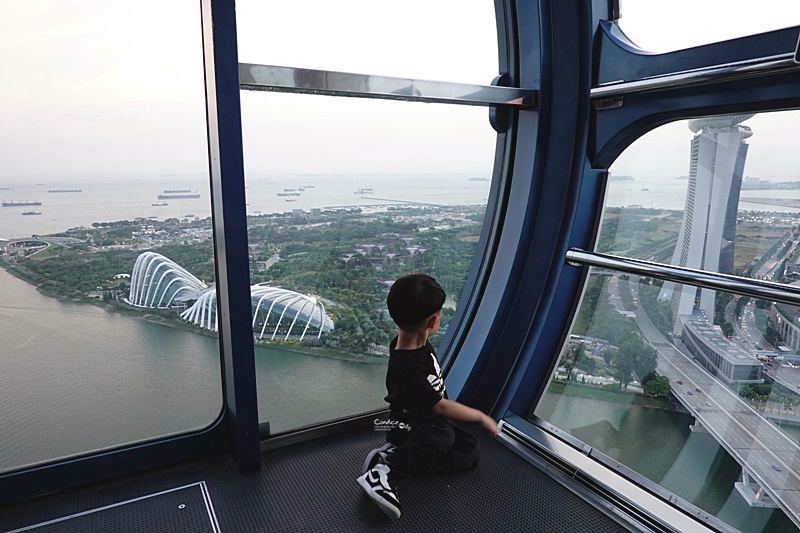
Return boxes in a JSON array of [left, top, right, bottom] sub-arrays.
[[469, 177, 490, 181], [157, 192, 200, 199], [22, 210, 42, 215], [48, 189, 82, 193], [277, 192, 301, 197], [2, 200, 42, 207], [284, 188, 297, 192], [164, 188, 192, 194], [354, 188, 374, 194], [185, 213, 195, 218], [285, 199, 297, 202], [301, 185, 316, 188], [152, 201, 168, 206]]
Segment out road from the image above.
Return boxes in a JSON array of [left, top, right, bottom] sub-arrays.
[[767, 364, 800, 397], [620, 276, 800, 527]]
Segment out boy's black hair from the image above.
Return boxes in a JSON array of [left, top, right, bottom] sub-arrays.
[[387, 273, 446, 330]]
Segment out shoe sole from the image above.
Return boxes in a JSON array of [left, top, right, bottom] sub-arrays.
[[357, 475, 401, 520]]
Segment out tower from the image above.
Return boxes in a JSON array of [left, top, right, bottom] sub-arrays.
[[659, 114, 753, 330]]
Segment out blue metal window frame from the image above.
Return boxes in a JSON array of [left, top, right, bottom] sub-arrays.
[[448, 0, 602, 417], [0, 0, 521, 502], [448, 0, 800, 426]]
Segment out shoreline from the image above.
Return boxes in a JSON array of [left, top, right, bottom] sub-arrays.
[[0, 263, 386, 366], [546, 381, 683, 413]]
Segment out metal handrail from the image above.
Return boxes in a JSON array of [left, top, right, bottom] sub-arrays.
[[591, 53, 798, 98], [239, 63, 537, 108], [566, 249, 800, 306]]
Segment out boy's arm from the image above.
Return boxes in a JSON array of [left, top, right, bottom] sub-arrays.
[[430, 398, 499, 437]]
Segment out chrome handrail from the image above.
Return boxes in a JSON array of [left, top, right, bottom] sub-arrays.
[[591, 53, 798, 98], [239, 63, 537, 108], [566, 249, 800, 306]]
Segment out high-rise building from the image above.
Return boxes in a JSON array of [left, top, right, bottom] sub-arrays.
[[659, 115, 753, 329]]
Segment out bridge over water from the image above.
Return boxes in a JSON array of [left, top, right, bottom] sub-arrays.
[[630, 284, 800, 527]]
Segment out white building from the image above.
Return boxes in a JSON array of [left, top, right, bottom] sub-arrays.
[[659, 115, 753, 331]]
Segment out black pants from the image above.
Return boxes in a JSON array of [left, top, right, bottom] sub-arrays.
[[385, 415, 480, 484]]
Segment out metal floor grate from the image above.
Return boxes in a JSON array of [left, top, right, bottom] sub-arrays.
[[1, 427, 632, 532]]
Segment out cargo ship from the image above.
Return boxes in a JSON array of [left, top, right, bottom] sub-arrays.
[[2, 200, 42, 207], [22, 210, 42, 215], [163, 188, 192, 194], [48, 188, 82, 193], [277, 192, 301, 197], [152, 201, 169, 206]]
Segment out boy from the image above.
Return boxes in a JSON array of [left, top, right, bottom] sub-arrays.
[[357, 273, 499, 520]]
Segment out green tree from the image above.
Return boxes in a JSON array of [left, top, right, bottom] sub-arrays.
[[613, 331, 657, 389], [644, 375, 670, 396], [564, 344, 584, 381]]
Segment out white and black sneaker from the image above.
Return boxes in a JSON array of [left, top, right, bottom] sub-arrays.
[[362, 442, 395, 473], [357, 463, 401, 520]]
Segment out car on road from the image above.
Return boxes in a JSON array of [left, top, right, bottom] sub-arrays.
[[705, 402, 712, 407], [687, 391, 694, 395], [773, 465, 782, 472], [677, 380, 683, 385], [695, 388, 702, 393]]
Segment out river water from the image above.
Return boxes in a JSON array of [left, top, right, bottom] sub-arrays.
[[537, 392, 799, 532], [0, 267, 386, 474], [4, 263, 800, 530]]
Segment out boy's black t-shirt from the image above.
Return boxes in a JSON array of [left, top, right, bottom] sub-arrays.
[[384, 336, 447, 418]]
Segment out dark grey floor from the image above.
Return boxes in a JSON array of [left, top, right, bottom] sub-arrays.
[[1, 428, 632, 532]]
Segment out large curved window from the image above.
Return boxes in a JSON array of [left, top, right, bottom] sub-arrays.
[[233, 0, 501, 435], [240, 93, 497, 433], [0, 1, 221, 473], [535, 112, 800, 532], [618, 1, 800, 52], [236, 0, 498, 85]]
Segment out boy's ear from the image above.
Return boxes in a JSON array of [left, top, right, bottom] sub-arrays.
[[426, 312, 439, 329]]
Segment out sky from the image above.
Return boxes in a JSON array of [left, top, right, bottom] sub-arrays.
[[1, 1, 800, 180]]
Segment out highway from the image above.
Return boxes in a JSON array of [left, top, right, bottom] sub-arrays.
[[767, 364, 800, 397], [615, 276, 800, 527]]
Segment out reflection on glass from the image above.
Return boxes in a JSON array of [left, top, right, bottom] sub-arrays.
[[604, 113, 800, 287], [537, 275, 800, 531], [241, 93, 496, 433], [0, 1, 221, 474], [537, 113, 800, 531]]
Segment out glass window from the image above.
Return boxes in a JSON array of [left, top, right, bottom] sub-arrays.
[[0, 1, 221, 473], [535, 112, 800, 531], [240, 92, 497, 433], [618, 1, 800, 53], [236, 0, 498, 85], [603, 113, 800, 290]]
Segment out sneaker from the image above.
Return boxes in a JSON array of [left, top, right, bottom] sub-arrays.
[[357, 463, 401, 520], [362, 442, 394, 473]]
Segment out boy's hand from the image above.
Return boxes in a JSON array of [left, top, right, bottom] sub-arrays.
[[481, 414, 499, 438]]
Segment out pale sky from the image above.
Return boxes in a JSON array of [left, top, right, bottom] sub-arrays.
[[1, 1, 800, 180]]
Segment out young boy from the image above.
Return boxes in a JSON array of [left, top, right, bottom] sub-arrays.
[[357, 273, 499, 520]]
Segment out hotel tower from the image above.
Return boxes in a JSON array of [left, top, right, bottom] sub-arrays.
[[659, 114, 753, 331]]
